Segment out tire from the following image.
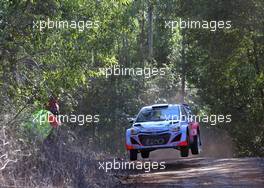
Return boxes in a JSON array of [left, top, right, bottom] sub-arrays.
[[130, 150, 138, 161], [180, 146, 189, 157], [180, 132, 189, 157], [191, 135, 200, 155], [141, 151, 150, 158]]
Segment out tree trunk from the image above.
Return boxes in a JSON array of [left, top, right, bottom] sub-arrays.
[[180, 30, 186, 103], [252, 37, 264, 110], [147, 0, 153, 58], [138, 0, 145, 61]]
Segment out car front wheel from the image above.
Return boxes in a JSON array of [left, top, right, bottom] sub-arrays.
[[141, 151, 150, 158], [180, 134, 189, 157], [180, 146, 189, 157], [130, 149, 138, 161]]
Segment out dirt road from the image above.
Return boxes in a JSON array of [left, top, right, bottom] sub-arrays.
[[120, 157, 264, 187], [118, 128, 263, 187]]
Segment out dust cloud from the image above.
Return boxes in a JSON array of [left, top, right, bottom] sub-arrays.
[[143, 126, 234, 161]]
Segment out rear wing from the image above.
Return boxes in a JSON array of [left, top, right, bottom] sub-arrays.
[[151, 104, 169, 109]]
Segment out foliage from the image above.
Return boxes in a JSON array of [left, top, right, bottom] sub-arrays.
[[0, 2, 264, 181]]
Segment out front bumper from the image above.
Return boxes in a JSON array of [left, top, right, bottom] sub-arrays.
[[125, 130, 188, 150]]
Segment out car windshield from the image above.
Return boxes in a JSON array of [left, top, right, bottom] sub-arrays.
[[136, 106, 180, 122]]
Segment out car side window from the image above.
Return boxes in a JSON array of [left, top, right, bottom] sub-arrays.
[[180, 106, 188, 121]]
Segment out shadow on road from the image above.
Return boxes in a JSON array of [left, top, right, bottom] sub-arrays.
[[120, 157, 264, 188]]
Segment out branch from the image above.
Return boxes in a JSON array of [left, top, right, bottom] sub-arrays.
[[0, 159, 18, 171]]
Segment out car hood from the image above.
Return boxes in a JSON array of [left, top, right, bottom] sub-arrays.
[[133, 121, 175, 132]]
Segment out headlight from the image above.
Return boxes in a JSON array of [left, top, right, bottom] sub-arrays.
[[171, 126, 181, 132], [130, 128, 139, 135]]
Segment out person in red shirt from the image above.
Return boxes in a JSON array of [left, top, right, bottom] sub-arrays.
[[46, 96, 61, 128], [47, 96, 60, 115]]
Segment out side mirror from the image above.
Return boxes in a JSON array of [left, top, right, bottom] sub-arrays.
[[188, 114, 193, 122], [128, 117, 135, 124], [181, 115, 187, 122]]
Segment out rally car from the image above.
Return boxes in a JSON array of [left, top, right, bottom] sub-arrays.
[[125, 104, 201, 161]]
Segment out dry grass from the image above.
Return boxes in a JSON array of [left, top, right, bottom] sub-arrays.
[[0, 114, 121, 188]]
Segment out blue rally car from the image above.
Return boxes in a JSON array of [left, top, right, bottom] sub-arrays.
[[125, 104, 201, 160]]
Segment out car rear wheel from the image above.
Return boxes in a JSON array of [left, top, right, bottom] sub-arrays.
[[130, 150, 138, 161], [191, 135, 200, 155], [141, 151, 150, 158]]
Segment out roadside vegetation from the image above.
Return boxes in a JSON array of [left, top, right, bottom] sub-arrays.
[[0, 0, 263, 186]]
